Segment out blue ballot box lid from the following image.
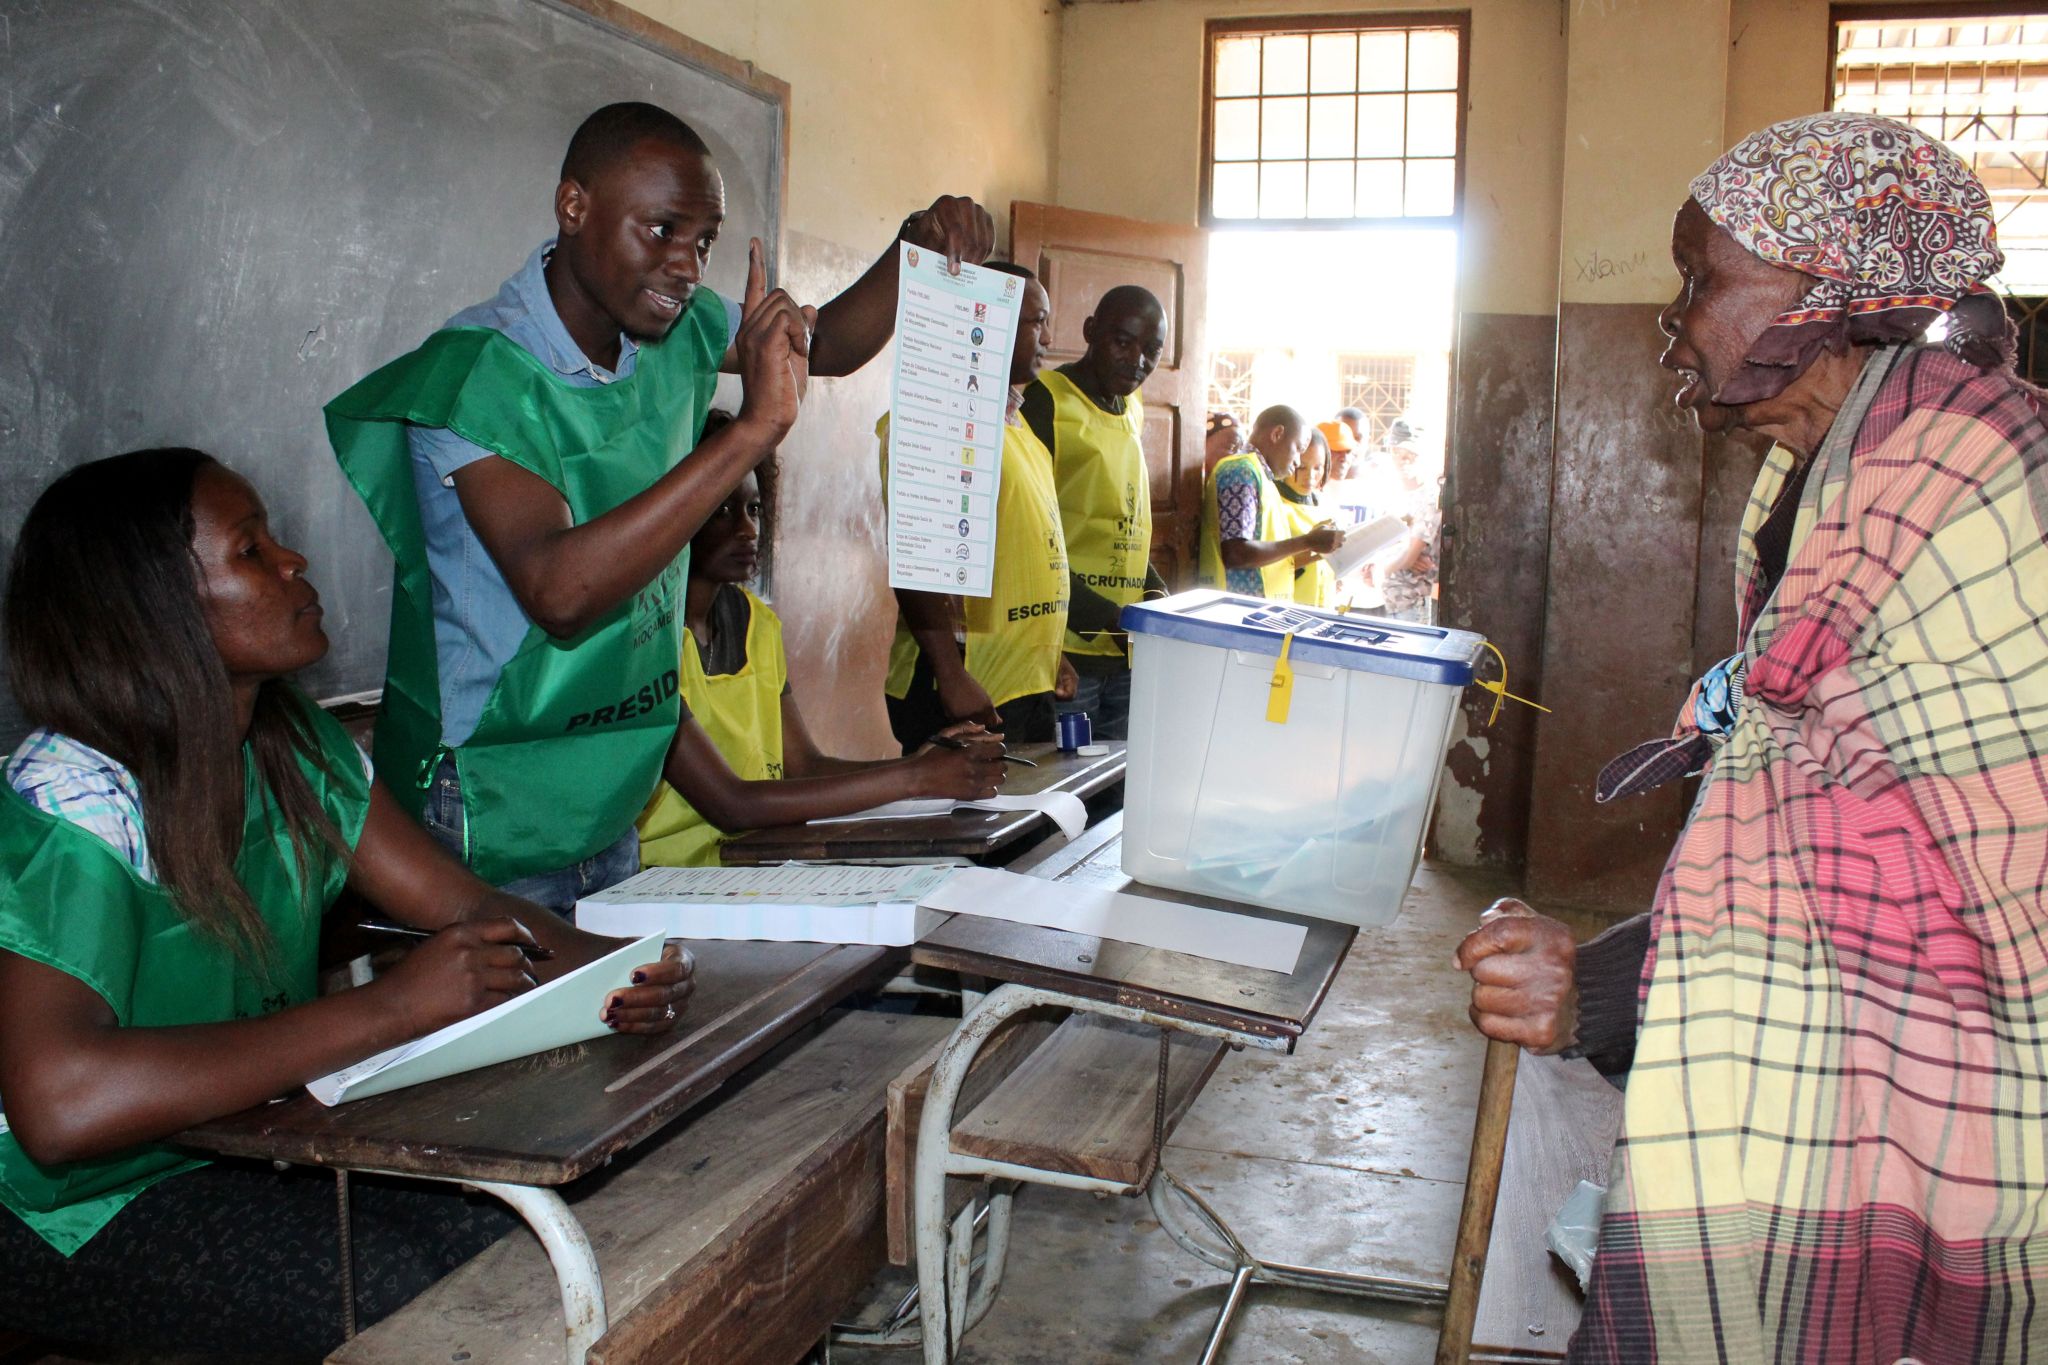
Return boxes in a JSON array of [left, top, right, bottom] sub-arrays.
[[1120, 590, 1485, 688]]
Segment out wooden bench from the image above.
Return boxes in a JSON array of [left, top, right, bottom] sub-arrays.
[[1469, 1051, 1624, 1362], [332, 1008, 953, 1365]]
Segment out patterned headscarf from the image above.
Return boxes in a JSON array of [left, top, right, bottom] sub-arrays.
[[1690, 113, 2011, 404]]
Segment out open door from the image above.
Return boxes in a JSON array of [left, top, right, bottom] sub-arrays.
[[1009, 202, 1208, 589]]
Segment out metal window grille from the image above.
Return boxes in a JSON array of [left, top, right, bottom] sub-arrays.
[[1207, 350, 1259, 434], [1204, 16, 1466, 226], [1831, 13, 2048, 296], [1337, 354, 1416, 444]]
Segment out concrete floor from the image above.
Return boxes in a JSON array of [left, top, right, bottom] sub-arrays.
[[834, 859, 1515, 1365]]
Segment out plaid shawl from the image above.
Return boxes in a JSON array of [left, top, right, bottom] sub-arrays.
[[1572, 344, 2048, 1364]]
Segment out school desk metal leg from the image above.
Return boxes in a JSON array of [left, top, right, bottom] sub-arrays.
[[1146, 1165, 1449, 1361], [347, 1168, 604, 1365], [471, 1180, 606, 1365], [906, 981, 1283, 1364]]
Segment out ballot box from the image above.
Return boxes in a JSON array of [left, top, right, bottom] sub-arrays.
[[1118, 591, 1485, 927]]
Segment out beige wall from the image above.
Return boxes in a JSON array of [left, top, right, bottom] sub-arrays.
[[611, 0, 1065, 755], [1056, 0, 1568, 318]]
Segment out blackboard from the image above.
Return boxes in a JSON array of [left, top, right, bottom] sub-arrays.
[[0, 0, 787, 745]]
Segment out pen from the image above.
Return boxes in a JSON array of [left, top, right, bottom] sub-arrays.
[[355, 919, 554, 962], [929, 734, 1039, 767]]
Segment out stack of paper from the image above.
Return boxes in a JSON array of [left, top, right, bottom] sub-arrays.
[[576, 864, 957, 946], [808, 790, 1088, 841], [307, 931, 663, 1105], [919, 867, 1306, 975]]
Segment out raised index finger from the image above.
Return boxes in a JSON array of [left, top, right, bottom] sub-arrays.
[[744, 237, 766, 313]]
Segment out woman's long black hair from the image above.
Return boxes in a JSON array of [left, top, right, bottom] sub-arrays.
[[4, 448, 347, 970]]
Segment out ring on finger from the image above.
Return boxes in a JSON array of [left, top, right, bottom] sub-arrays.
[[663, 1002, 676, 1021]]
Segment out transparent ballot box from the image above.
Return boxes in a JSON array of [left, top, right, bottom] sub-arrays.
[[1119, 591, 1485, 927]]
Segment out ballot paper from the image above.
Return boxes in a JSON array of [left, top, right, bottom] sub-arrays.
[[306, 932, 664, 1106], [919, 866, 1306, 976], [1321, 514, 1412, 582], [885, 241, 1021, 596], [807, 790, 1089, 843], [575, 864, 954, 946]]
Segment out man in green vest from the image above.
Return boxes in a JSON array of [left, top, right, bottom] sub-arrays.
[[328, 102, 992, 909], [1017, 285, 1169, 740]]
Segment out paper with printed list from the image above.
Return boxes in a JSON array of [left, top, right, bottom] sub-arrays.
[[576, 864, 957, 947], [886, 241, 1020, 596]]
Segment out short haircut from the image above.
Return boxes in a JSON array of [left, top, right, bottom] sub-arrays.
[[1335, 406, 1366, 424], [1092, 284, 1163, 323], [561, 102, 711, 184], [1254, 404, 1307, 439], [982, 260, 1038, 285]]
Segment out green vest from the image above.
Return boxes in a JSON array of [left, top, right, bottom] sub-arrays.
[[0, 697, 369, 1254], [326, 294, 725, 884]]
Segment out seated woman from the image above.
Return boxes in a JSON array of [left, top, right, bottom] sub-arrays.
[[1458, 115, 2048, 1362], [0, 449, 692, 1355], [638, 435, 1003, 867]]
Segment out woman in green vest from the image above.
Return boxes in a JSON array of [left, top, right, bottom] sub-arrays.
[[1277, 428, 1338, 608], [0, 450, 692, 1354], [638, 434, 1005, 868]]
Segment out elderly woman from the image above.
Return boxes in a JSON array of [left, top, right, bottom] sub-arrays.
[[1459, 114, 2047, 1362]]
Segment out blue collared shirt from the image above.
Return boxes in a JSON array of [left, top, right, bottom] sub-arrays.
[[406, 241, 740, 746]]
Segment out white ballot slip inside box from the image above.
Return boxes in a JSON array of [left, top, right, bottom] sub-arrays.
[[306, 931, 664, 1106], [919, 866, 1307, 976], [886, 242, 1022, 597], [807, 790, 1088, 843], [575, 864, 958, 947]]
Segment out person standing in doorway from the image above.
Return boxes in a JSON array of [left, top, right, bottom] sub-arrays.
[[1200, 405, 1341, 600], [1019, 285, 1168, 740]]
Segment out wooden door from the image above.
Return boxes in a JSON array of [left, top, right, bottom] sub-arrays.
[[1009, 202, 1208, 589]]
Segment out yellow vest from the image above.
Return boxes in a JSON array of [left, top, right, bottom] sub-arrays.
[[636, 586, 786, 868], [1036, 369, 1150, 658], [880, 414, 1070, 707], [1200, 451, 1294, 599], [1277, 494, 1336, 608]]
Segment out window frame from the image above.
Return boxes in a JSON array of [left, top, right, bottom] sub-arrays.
[[1199, 11, 1472, 231], [1825, 2, 2048, 298]]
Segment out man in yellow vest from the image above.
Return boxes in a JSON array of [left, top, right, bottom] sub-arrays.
[[1018, 285, 1168, 740], [329, 101, 993, 909], [881, 262, 1072, 748], [1199, 405, 1343, 600]]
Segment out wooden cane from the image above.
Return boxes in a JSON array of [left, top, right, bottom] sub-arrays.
[[1435, 1037, 1522, 1365]]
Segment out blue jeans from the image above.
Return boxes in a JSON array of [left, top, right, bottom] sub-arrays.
[[1056, 666, 1132, 741], [420, 757, 640, 917]]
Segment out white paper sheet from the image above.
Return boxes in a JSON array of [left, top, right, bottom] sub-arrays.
[[885, 242, 1023, 596], [919, 866, 1306, 976], [808, 790, 1088, 842], [1322, 514, 1412, 581], [574, 864, 954, 946], [306, 932, 664, 1106]]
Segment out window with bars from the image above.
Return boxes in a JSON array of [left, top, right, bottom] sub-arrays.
[[1206, 350, 1259, 433], [1203, 15, 1466, 225], [1337, 353, 1416, 443], [1830, 10, 2048, 294]]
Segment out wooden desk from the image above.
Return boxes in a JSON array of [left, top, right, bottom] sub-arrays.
[[894, 812, 1394, 1364], [718, 741, 1126, 866], [911, 812, 1356, 1050], [179, 939, 896, 1185], [174, 939, 897, 1363]]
